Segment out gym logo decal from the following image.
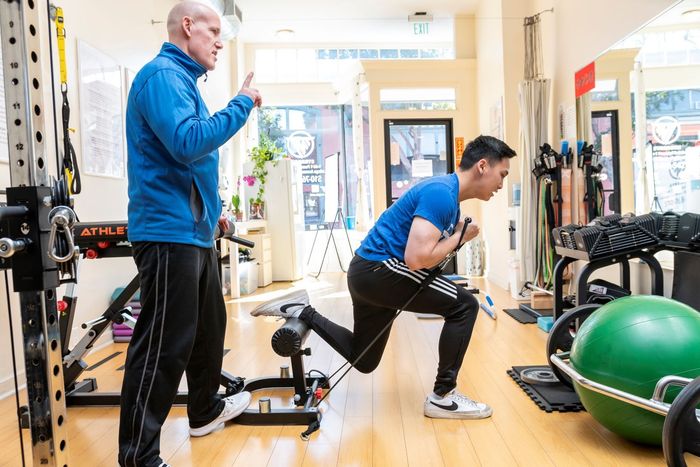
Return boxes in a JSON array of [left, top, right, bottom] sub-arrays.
[[286, 131, 315, 160], [652, 116, 681, 146], [669, 158, 686, 180]]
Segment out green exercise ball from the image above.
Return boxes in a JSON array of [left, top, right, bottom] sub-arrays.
[[570, 295, 700, 445]]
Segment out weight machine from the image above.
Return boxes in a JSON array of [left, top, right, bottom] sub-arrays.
[[0, 1, 78, 465]]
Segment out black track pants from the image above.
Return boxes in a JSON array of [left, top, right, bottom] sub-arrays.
[[300, 255, 479, 395], [118, 242, 227, 467]]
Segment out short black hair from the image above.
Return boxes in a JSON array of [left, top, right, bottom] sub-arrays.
[[459, 135, 516, 170]]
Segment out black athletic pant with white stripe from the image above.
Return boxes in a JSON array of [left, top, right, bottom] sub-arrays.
[[118, 242, 227, 467], [299, 255, 479, 396]]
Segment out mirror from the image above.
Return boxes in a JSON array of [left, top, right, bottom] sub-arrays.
[[577, 0, 700, 218]]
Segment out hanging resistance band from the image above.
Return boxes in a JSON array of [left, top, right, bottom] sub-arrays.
[[54, 6, 81, 194], [531, 143, 563, 288]]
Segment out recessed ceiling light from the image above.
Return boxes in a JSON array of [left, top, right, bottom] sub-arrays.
[[275, 28, 295, 39]]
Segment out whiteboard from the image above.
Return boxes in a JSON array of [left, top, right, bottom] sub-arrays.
[[324, 152, 339, 222], [77, 40, 124, 178]]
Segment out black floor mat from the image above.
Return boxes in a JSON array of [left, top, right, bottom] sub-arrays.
[[508, 365, 584, 413], [518, 304, 553, 317], [504, 308, 537, 324]]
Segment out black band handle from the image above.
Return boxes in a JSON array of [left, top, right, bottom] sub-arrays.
[[456, 216, 472, 250], [227, 235, 255, 248]]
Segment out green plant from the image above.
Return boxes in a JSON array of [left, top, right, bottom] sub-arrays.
[[248, 132, 283, 204], [231, 193, 241, 213], [230, 177, 242, 213]]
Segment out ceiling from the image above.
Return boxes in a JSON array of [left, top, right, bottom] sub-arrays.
[[233, 0, 479, 44], [645, 0, 700, 28]]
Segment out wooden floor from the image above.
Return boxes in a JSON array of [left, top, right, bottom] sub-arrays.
[[1, 273, 697, 466]]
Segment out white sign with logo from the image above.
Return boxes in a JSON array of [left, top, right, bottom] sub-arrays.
[[286, 131, 315, 159], [652, 116, 681, 145]]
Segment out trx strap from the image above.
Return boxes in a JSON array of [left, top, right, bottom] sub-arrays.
[[54, 6, 81, 194]]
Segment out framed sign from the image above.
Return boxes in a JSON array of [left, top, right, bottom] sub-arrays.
[[77, 40, 125, 178]]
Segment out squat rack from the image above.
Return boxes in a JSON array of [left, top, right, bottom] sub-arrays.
[[0, 0, 79, 465]]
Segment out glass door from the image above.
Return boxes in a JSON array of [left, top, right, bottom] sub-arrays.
[[384, 119, 454, 207], [591, 110, 621, 215], [383, 119, 456, 273]]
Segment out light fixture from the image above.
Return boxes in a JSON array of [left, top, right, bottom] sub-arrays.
[[681, 8, 700, 21], [275, 28, 295, 39], [408, 11, 433, 23], [199, 0, 243, 40]]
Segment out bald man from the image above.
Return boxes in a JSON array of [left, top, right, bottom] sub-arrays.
[[118, 2, 261, 466]]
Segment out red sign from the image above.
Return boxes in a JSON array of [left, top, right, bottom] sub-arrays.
[[574, 62, 595, 98]]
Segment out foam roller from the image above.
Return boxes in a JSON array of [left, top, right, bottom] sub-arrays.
[[271, 318, 310, 357]]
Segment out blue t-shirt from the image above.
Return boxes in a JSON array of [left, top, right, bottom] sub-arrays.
[[357, 173, 460, 262]]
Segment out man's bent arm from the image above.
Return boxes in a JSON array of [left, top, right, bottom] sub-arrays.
[[138, 70, 254, 163]]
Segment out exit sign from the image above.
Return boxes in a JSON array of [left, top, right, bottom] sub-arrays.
[[413, 22, 430, 35]]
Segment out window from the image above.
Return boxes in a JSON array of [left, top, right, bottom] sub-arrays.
[[632, 88, 700, 214], [359, 49, 379, 59], [615, 28, 700, 68], [379, 87, 456, 111], [591, 79, 619, 102], [254, 46, 454, 83], [259, 105, 372, 228]]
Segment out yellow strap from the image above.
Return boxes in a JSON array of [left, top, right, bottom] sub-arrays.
[[55, 7, 67, 86], [64, 167, 73, 188]]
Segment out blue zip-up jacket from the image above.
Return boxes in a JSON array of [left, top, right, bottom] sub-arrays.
[[126, 42, 254, 247]]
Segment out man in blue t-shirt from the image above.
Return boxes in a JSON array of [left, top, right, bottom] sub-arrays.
[[253, 135, 516, 419]]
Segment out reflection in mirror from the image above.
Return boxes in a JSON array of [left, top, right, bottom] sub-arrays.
[[579, 0, 700, 218]]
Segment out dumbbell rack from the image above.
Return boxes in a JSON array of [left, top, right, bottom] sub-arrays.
[[552, 246, 664, 320]]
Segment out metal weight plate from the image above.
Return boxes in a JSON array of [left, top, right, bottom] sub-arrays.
[[663, 376, 700, 467], [546, 303, 601, 388], [520, 366, 560, 386]]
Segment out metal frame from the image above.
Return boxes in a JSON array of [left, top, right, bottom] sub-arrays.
[[235, 351, 328, 426], [0, 1, 72, 465], [551, 249, 664, 320], [306, 206, 353, 278], [383, 118, 455, 207], [591, 110, 622, 214], [550, 352, 690, 417]]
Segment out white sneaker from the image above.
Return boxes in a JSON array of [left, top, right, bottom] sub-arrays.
[[189, 392, 252, 437], [423, 389, 493, 419], [250, 289, 310, 318]]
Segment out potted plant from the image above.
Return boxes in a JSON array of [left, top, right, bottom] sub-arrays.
[[230, 177, 243, 221], [246, 132, 283, 218]]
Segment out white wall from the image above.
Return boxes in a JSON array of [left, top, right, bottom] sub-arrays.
[[472, 0, 676, 290], [475, 0, 510, 289], [0, 0, 244, 397], [535, 0, 677, 146]]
